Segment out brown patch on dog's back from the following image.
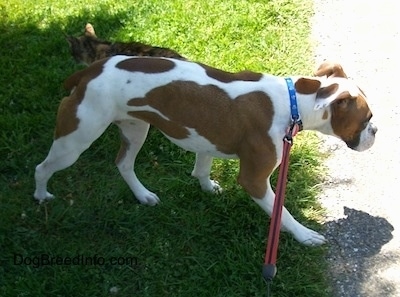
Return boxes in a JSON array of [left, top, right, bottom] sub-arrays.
[[294, 78, 321, 94], [116, 57, 175, 74], [127, 81, 273, 156], [201, 64, 263, 83], [127, 81, 277, 199]]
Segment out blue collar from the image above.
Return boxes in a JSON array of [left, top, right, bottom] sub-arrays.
[[284, 77, 303, 131]]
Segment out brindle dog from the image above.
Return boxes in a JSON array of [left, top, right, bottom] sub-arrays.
[[66, 23, 186, 65]]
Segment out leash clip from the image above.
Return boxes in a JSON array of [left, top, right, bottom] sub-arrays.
[[284, 117, 303, 144]]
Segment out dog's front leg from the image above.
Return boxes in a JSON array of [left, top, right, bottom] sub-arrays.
[[252, 179, 326, 246], [237, 150, 326, 246], [191, 153, 222, 193]]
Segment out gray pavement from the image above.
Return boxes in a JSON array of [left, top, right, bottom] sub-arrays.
[[312, 0, 400, 296]]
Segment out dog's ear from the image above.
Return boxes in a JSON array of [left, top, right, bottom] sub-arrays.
[[314, 62, 348, 78], [314, 83, 348, 110], [295, 78, 321, 94], [84, 23, 97, 37]]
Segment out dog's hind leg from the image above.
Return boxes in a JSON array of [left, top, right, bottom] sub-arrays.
[[34, 94, 115, 202], [115, 120, 160, 205], [34, 114, 110, 203], [191, 153, 222, 193]]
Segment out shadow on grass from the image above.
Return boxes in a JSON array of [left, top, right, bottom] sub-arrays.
[[0, 7, 329, 297]]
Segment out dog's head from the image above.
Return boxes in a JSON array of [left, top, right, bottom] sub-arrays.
[[297, 62, 377, 151]]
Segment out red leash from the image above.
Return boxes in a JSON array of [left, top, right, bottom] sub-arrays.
[[261, 77, 302, 296], [263, 121, 301, 286]]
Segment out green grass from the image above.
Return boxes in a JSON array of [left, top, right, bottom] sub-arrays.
[[0, 0, 330, 296]]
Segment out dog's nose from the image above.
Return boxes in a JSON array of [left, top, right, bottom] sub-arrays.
[[369, 123, 378, 135]]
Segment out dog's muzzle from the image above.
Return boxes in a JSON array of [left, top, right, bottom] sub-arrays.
[[348, 122, 377, 152]]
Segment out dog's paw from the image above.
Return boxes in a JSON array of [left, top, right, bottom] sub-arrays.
[[200, 179, 223, 194], [33, 191, 55, 204], [209, 180, 223, 194], [294, 227, 327, 246], [136, 191, 160, 206]]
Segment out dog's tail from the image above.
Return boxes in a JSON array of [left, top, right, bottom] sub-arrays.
[[63, 69, 86, 91], [63, 58, 108, 91]]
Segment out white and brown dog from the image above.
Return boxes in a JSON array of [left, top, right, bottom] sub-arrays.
[[34, 56, 377, 246]]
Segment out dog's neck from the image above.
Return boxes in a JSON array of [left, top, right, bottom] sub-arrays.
[[293, 78, 333, 134]]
